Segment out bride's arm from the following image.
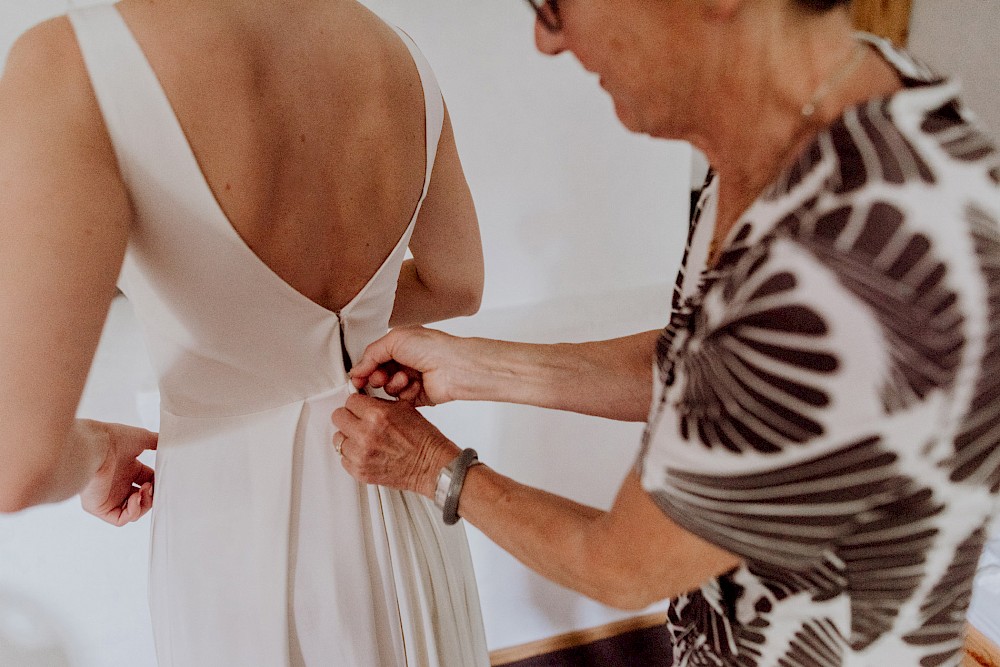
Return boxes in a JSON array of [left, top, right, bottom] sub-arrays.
[[390, 102, 484, 327], [0, 20, 132, 511]]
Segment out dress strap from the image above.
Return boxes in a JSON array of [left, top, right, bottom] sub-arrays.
[[391, 27, 446, 199], [67, 5, 182, 194]]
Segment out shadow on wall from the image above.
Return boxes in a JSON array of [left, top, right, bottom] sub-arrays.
[[0, 589, 72, 667]]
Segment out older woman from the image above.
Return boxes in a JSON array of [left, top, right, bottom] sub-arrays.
[[0, 0, 487, 664], [335, 0, 1000, 664]]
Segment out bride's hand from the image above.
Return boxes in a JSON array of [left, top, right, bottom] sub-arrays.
[[80, 421, 158, 526], [350, 326, 464, 407]]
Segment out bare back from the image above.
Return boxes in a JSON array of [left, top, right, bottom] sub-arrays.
[[116, 0, 428, 312]]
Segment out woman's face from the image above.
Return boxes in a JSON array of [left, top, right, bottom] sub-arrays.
[[533, 0, 709, 139]]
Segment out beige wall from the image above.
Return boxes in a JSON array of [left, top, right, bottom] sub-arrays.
[[908, 0, 1000, 134]]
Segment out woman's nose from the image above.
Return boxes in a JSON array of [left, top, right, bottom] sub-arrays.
[[534, 19, 566, 56]]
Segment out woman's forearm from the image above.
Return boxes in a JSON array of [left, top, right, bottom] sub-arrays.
[[452, 331, 659, 421], [410, 436, 645, 608], [449, 466, 736, 610], [456, 465, 632, 606]]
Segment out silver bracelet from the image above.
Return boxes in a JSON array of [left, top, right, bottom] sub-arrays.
[[434, 448, 481, 525]]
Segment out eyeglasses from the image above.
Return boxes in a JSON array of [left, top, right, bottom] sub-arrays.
[[524, 0, 562, 32]]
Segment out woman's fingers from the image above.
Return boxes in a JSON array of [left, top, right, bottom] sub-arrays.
[[332, 403, 361, 430], [332, 397, 367, 449], [385, 369, 415, 395], [347, 327, 463, 407], [332, 395, 459, 495], [351, 326, 445, 390], [356, 361, 420, 395], [351, 331, 406, 387], [397, 382, 424, 404], [364, 367, 391, 390]]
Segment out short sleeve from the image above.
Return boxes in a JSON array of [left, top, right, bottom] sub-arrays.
[[639, 218, 963, 574]]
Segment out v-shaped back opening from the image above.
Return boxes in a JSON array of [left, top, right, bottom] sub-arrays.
[[96, 4, 440, 319]]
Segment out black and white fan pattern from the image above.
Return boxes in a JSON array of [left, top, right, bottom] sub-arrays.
[[640, 39, 1000, 667]]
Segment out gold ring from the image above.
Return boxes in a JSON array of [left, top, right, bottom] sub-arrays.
[[334, 432, 345, 456]]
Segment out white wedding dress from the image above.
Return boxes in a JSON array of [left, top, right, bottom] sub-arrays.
[[68, 5, 489, 666]]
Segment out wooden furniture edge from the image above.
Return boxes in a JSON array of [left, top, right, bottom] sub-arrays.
[[489, 612, 668, 666], [851, 0, 914, 46], [488, 617, 999, 666]]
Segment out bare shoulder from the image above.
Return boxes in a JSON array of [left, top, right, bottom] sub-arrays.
[[1, 15, 112, 158], [4, 16, 83, 90], [0, 13, 128, 229], [0, 13, 130, 262]]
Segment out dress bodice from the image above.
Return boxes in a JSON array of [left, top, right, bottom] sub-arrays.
[[70, 4, 443, 417]]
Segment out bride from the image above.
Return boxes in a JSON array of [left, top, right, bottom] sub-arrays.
[[0, 0, 487, 665]]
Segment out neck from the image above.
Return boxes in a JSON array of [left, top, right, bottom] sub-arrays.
[[691, 13, 903, 263]]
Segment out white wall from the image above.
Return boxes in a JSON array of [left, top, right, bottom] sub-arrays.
[[908, 0, 1000, 135], [0, 300, 158, 667], [907, 0, 1000, 647], [359, 0, 689, 311]]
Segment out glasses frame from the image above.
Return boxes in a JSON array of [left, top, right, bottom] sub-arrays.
[[524, 0, 562, 32]]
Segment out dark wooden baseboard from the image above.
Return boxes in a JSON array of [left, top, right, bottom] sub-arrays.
[[490, 617, 1000, 667], [490, 613, 667, 666]]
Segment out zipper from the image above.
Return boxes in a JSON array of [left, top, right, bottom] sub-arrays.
[[334, 311, 353, 375]]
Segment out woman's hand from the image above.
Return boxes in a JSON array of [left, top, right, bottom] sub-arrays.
[[332, 394, 460, 497], [349, 326, 466, 407], [351, 329, 659, 422], [79, 421, 157, 527]]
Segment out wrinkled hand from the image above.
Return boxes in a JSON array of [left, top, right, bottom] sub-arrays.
[[332, 394, 460, 497], [80, 421, 158, 526], [349, 326, 463, 407]]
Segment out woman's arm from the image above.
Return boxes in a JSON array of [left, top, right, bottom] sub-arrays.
[[449, 331, 660, 421], [333, 396, 741, 609], [0, 19, 134, 511], [390, 103, 484, 327], [352, 327, 659, 421], [457, 469, 740, 609]]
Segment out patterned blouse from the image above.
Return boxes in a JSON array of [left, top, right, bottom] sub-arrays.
[[639, 35, 1000, 667]]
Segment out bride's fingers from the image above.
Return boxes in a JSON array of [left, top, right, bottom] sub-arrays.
[[138, 483, 154, 514], [113, 489, 142, 526], [133, 464, 155, 487]]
